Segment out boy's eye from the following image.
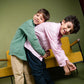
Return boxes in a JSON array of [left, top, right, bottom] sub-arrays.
[[36, 14, 40, 17], [40, 18, 43, 20], [67, 25, 71, 28]]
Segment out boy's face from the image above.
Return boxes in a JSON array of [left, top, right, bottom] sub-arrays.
[[33, 13, 45, 25], [60, 20, 74, 35]]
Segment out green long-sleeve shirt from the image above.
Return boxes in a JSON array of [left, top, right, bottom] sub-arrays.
[[9, 19, 45, 61]]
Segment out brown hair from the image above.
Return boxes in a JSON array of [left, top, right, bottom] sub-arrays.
[[64, 15, 80, 34], [37, 8, 50, 21]]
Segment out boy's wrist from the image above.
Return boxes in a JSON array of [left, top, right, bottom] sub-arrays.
[[66, 60, 70, 65], [63, 65, 71, 75]]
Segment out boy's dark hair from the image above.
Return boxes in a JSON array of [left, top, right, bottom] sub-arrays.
[[64, 15, 80, 34], [37, 8, 50, 21]]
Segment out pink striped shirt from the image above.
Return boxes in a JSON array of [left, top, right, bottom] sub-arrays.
[[24, 22, 68, 67]]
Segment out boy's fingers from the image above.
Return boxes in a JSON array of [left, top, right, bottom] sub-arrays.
[[67, 64, 76, 71]]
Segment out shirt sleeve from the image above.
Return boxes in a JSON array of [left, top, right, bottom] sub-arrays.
[[20, 20, 45, 56], [44, 26, 68, 67]]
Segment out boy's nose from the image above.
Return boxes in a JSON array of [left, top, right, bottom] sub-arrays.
[[36, 18, 39, 21], [37, 17, 40, 21], [66, 29, 71, 32]]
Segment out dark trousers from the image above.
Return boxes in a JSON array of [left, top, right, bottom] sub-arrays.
[[25, 49, 54, 84]]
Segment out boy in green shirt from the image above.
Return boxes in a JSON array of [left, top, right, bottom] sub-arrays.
[[9, 8, 50, 84]]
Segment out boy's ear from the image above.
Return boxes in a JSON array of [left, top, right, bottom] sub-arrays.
[[62, 20, 65, 24]]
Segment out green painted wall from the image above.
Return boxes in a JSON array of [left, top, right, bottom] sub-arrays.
[[0, 0, 84, 83]]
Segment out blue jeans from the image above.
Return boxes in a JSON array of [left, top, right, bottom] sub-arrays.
[[25, 48, 54, 84]]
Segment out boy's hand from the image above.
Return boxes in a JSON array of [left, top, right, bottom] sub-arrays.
[[66, 60, 76, 71], [42, 50, 50, 58], [45, 50, 50, 56], [63, 60, 76, 75], [63, 65, 71, 75], [42, 53, 48, 58]]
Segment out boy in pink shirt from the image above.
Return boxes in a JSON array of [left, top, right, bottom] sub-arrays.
[[24, 15, 80, 84]]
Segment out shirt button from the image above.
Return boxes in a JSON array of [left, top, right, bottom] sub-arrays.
[[60, 63, 62, 65]]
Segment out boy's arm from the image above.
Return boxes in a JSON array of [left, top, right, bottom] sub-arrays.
[[44, 27, 68, 66], [44, 26, 76, 72], [20, 20, 45, 56], [27, 29, 45, 56]]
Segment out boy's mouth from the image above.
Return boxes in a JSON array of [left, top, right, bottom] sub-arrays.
[[34, 19, 39, 23], [63, 29, 66, 34]]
